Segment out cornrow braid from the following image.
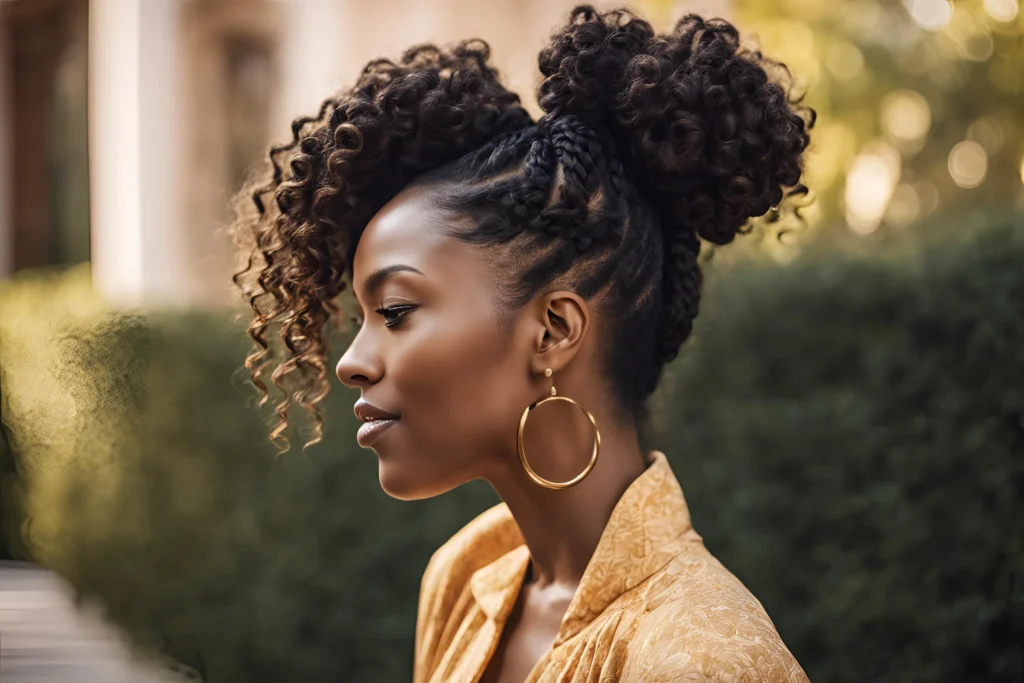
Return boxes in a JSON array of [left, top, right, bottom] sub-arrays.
[[540, 115, 609, 254], [654, 229, 702, 367], [479, 115, 620, 254], [502, 132, 557, 232], [547, 115, 603, 197]]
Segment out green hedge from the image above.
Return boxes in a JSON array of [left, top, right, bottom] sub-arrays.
[[0, 275, 499, 680], [1, 264, 110, 562], [0, 209, 1021, 682], [659, 207, 1024, 683], [0, 380, 24, 561]]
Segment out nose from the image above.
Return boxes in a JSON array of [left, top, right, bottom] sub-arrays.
[[336, 333, 383, 389]]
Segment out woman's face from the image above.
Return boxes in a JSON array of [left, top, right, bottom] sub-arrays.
[[336, 183, 539, 500]]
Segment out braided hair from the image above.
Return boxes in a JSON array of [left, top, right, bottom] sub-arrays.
[[233, 6, 814, 453]]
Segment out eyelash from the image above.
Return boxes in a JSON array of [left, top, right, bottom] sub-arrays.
[[375, 304, 417, 328]]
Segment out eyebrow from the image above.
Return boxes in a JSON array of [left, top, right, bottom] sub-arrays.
[[356, 264, 427, 305]]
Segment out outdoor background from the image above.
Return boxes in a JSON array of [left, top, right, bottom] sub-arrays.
[[1, 0, 1022, 681]]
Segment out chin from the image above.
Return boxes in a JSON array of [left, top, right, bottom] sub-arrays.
[[376, 457, 462, 501]]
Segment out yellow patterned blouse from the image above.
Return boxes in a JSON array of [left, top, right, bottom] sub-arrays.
[[413, 450, 809, 683]]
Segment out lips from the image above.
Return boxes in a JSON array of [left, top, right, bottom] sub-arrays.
[[354, 399, 401, 448], [356, 416, 399, 447]]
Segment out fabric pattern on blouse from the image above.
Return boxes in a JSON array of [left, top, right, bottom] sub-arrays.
[[413, 450, 810, 683]]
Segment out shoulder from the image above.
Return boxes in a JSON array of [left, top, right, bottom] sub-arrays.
[[420, 502, 520, 592], [417, 502, 522, 628], [415, 503, 522, 679], [620, 545, 809, 683]]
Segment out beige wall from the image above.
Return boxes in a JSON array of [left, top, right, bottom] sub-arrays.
[[182, 0, 281, 307], [271, 0, 731, 134]]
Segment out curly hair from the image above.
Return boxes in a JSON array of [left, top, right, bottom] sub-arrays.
[[232, 5, 814, 454]]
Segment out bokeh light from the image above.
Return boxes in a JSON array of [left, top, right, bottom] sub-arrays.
[[944, 4, 977, 42], [845, 141, 902, 234], [1019, 155, 1024, 185], [764, 19, 822, 87], [963, 32, 995, 61], [905, 0, 953, 30], [805, 121, 858, 190], [984, 0, 1020, 22], [885, 183, 922, 225], [826, 41, 866, 81], [967, 116, 1006, 153], [880, 90, 931, 153], [843, 0, 884, 35], [941, 3, 996, 62], [948, 140, 989, 188]]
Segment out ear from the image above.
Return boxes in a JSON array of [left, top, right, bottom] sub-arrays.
[[529, 290, 590, 376]]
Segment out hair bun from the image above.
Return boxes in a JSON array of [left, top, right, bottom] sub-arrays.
[[537, 5, 813, 245]]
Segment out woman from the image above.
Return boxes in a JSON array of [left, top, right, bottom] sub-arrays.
[[234, 5, 813, 682]]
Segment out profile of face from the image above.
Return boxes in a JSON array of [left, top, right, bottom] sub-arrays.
[[336, 183, 597, 501], [238, 9, 812, 482]]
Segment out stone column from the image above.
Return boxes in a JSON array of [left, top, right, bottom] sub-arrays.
[[271, 0, 355, 143], [89, 0, 187, 309]]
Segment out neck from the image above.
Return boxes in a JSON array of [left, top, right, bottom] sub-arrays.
[[484, 419, 648, 591]]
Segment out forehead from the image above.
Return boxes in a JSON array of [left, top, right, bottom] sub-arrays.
[[351, 184, 488, 294]]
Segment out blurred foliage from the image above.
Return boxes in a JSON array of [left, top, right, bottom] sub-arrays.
[[0, 264, 110, 561], [0, 380, 25, 561], [729, 0, 1024, 247], [1, 207, 1022, 682], [0, 266, 499, 680], [655, 205, 1024, 682]]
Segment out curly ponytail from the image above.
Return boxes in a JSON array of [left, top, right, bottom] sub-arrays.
[[234, 5, 813, 452]]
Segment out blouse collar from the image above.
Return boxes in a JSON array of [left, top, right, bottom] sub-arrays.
[[468, 450, 700, 647]]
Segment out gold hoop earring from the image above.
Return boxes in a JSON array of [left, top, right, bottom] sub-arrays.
[[517, 367, 601, 490]]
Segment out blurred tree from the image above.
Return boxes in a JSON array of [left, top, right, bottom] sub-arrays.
[[734, 0, 1024, 246]]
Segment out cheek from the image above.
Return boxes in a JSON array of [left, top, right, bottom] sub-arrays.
[[391, 308, 519, 444]]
